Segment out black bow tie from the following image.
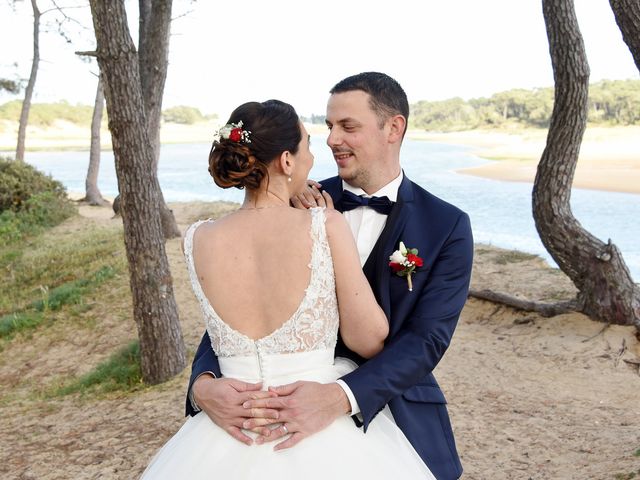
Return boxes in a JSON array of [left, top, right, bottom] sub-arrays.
[[340, 190, 395, 215]]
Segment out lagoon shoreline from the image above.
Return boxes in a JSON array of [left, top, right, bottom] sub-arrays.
[[2, 121, 639, 195], [413, 126, 640, 195]]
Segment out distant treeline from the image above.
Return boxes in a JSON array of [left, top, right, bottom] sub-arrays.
[[0, 101, 217, 127], [2, 80, 638, 131], [0, 100, 97, 127], [409, 79, 640, 131]]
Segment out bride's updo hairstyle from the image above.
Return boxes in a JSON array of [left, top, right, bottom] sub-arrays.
[[209, 100, 302, 190]]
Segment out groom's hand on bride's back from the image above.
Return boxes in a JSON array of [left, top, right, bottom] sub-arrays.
[[242, 381, 350, 450], [192, 375, 280, 445]]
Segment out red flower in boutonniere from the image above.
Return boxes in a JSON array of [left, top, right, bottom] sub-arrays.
[[389, 241, 424, 292]]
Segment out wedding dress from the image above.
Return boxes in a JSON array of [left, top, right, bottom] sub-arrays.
[[140, 207, 435, 479]]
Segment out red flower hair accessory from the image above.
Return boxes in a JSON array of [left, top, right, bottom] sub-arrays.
[[216, 121, 251, 144]]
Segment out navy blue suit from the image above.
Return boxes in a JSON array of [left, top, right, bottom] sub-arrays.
[[186, 174, 473, 480]]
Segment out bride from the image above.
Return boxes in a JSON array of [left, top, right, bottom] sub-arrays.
[[139, 99, 435, 479]]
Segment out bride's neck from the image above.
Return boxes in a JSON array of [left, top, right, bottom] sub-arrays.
[[241, 181, 290, 209]]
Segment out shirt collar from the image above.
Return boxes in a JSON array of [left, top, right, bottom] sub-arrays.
[[342, 170, 403, 202]]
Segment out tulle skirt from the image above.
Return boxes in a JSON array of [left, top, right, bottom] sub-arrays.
[[140, 349, 434, 479]]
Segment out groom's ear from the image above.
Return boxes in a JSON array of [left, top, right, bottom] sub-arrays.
[[387, 114, 406, 144]]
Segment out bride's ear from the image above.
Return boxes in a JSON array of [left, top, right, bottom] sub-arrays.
[[278, 151, 295, 177]]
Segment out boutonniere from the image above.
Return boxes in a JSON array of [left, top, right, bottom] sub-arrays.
[[389, 241, 424, 292]]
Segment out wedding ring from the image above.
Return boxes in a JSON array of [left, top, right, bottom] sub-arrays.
[[282, 424, 289, 434]]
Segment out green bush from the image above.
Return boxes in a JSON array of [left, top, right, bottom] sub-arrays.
[[0, 209, 20, 242], [0, 100, 95, 127], [0, 158, 75, 243], [0, 79, 21, 94], [0, 158, 68, 212], [162, 105, 205, 124], [20, 190, 75, 226]]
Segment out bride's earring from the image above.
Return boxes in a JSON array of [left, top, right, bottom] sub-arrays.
[[288, 176, 292, 183]]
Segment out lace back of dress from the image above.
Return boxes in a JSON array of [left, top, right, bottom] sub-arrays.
[[183, 207, 339, 358]]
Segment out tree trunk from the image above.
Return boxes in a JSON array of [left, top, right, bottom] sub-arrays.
[[138, 0, 180, 239], [15, 0, 40, 162], [534, 0, 640, 328], [84, 74, 109, 206], [138, 0, 167, 167], [89, 0, 186, 384], [609, 0, 640, 71]]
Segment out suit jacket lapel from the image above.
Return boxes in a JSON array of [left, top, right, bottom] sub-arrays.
[[375, 202, 411, 318], [321, 177, 344, 211], [365, 174, 414, 318]]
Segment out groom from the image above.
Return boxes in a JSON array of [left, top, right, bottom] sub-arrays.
[[187, 72, 473, 480]]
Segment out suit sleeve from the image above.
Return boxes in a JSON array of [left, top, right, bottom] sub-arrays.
[[184, 330, 222, 417], [340, 212, 473, 430]]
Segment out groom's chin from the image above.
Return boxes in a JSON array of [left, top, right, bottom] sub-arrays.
[[338, 169, 367, 190]]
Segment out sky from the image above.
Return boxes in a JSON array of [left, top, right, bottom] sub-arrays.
[[0, 0, 638, 119]]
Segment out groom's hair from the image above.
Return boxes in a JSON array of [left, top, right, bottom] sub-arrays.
[[330, 72, 409, 134]]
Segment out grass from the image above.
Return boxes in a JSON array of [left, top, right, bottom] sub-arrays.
[[31, 265, 116, 311], [0, 194, 128, 344], [0, 207, 146, 398], [474, 244, 542, 265], [0, 223, 126, 315], [0, 311, 44, 338], [52, 340, 143, 397], [612, 451, 640, 479], [493, 250, 540, 265], [0, 265, 117, 339], [614, 473, 637, 480]]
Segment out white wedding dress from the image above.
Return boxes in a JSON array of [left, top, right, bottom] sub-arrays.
[[140, 208, 435, 479]]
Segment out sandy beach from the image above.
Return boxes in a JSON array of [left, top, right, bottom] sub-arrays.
[[0, 201, 639, 480], [414, 126, 640, 195], [0, 119, 220, 151]]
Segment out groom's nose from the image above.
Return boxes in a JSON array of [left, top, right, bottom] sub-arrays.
[[327, 128, 341, 148]]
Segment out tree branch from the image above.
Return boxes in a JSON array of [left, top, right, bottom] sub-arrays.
[[75, 50, 97, 57], [468, 289, 577, 317]]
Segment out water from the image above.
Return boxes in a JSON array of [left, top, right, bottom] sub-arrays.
[[21, 136, 640, 281]]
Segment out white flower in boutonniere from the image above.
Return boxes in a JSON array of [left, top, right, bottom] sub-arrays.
[[388, 241, 424, 292]]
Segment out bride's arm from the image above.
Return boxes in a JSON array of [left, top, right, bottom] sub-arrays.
[[325, 208, 388, 358]]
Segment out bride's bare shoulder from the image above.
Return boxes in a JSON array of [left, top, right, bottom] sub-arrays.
[[323, 208, 349, 234]]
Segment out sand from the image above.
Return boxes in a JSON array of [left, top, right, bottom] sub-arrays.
[[0, 201, 639, 480], [0, 119, 222, 151], [414, 127, 640, 195]]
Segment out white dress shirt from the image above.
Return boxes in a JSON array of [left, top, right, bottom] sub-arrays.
[[335, 171, 403, 416]]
